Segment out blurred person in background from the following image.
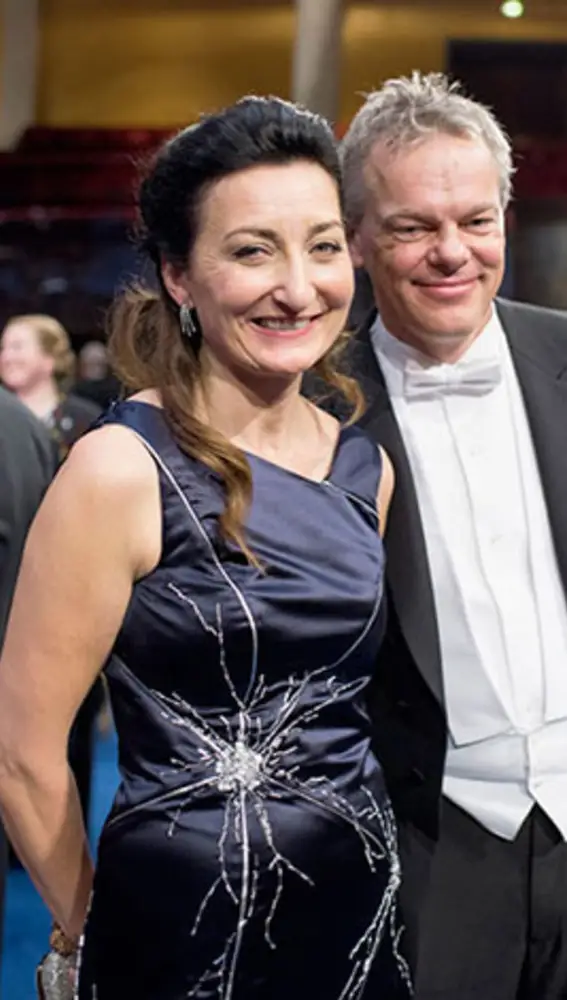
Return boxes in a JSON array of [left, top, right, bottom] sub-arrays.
[[0, 314, 101, 462], [73, 339, 121, 410], [341, 71, 567, 1000], [0, 386, 56, 970], [78, 339, 109, 382], [0, 96, 411, 1000], [0, 314, 104, 838]]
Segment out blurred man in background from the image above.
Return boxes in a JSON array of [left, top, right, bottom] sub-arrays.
[[73, 339, 121, 411]]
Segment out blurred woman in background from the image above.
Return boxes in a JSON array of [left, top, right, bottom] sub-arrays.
[[0, 314, 101, 461]]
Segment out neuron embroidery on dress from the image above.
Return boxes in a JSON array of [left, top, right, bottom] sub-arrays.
[[119, 580, 408, 1000]]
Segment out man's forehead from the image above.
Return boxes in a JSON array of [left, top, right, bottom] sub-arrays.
[[361, 135, 500, 209], [366, 131, 493, 169]]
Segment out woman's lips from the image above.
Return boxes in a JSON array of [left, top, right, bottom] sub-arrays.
[[249, 316, 321, 338]]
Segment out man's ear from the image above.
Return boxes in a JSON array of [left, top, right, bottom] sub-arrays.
[[348, 230, 365, 270], [161, 259, 192, 308]]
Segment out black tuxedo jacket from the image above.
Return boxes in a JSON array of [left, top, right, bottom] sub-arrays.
[[0, 388, 56, 645], [347, 298, 567, 846]]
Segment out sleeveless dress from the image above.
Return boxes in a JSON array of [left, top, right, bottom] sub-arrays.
[[77, 400, 412, 1000]]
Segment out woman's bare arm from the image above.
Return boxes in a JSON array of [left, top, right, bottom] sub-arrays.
[[0, 425, 159, 938]]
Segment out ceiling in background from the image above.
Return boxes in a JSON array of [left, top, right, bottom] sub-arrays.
[[42, 0, 567, 15]]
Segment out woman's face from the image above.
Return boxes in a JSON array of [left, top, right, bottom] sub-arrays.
[[0, 322, 53, 393], [166, 161, 354, 385]]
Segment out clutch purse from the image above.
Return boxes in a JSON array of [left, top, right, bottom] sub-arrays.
[[36, 923, 78, 1000], [36, 950, 76, 1000]]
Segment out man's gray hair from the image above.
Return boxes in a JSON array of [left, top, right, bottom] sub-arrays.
[[341, 71, 514, 227]]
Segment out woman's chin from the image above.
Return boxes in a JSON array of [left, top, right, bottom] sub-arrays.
[[246, 341, 330, 380]]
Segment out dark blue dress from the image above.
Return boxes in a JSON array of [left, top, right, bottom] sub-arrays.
[[77, 400, 412, 999]]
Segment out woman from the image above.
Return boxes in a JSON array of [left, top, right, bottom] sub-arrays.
[[0, 314, 101, 461], [0, 97, 410, 999]]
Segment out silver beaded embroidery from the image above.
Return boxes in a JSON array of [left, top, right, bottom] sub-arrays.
[[215, 741, 264, 793]]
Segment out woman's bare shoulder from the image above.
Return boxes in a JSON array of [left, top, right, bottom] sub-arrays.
[[31, 422, 162, 582], [63, 423, 157, 496]]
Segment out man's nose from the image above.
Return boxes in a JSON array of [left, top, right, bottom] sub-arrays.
[[428, 226, 470, 272]]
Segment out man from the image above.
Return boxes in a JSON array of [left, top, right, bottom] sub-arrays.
[[0, 386, 56, 959], [341, 72, 567, 999], [73, 339, 121, 411]]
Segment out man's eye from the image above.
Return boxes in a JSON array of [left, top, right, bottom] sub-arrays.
[[394, 226, 425, 240], [467, 218, 493, 228]]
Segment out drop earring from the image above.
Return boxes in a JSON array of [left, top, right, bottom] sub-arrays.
[[179, 303, 197, 341]]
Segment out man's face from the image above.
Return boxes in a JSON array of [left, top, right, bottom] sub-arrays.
[[350, 132, 506, 361]]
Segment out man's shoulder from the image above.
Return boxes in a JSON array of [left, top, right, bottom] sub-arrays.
[[0, 388, 57, 481], [64, 392, 103, 420], [0, 386, 42, 439], [0, 393, 56, 643], [496, 297, 567, 338]]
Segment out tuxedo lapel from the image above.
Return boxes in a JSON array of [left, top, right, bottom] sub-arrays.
[[351, 299, 567, 708], [351, 314, 444, 703], [498, 299, 567, 591]]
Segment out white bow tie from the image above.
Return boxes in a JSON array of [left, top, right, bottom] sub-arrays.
[[403, 354, 502, 400]]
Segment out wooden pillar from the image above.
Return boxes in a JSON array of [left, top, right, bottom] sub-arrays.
[[292, 0, 344, 123], [0, 0, 39, 149]]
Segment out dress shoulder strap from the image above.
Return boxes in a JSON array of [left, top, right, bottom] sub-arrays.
[[95, 399, 227, 560], [328, 424, 382, 528], [95, 400, 192, 479]]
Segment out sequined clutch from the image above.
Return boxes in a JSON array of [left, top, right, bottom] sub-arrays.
[[36, 950, 76, 1000]]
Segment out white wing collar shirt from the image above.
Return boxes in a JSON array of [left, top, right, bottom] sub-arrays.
[[371, 310, 567, 840]]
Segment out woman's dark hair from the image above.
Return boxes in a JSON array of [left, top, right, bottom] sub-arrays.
[[108, 95, 362, 562]]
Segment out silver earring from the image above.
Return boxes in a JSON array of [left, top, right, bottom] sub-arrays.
[[179, 303, 197, 340]]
